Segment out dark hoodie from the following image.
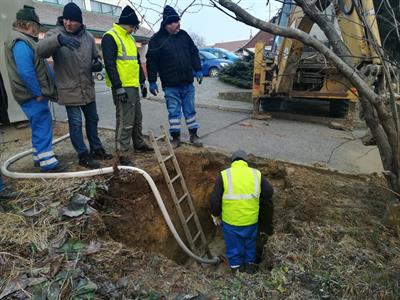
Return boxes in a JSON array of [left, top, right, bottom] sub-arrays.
[[146, 6, 201, 88]]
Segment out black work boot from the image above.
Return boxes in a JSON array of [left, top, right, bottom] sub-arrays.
[[244, 263, 258, 274], [189, 129, 202, 147], [135, 143, 154, 153], [90, 148, 113, 160], [170, 132, 181, 149], [42, 163, 68, 173], [0, 187, 20, 200], [118, 156, 134, 166], [79, 152, 100, 169]]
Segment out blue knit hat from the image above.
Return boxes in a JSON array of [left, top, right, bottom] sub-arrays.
[[161, 5, 180, 27], [63, 2, 82, 23]]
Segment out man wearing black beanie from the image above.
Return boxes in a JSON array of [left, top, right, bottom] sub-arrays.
[[146, 5, 203, 149], [101, 6, 152, 167], [37, 2, 112, 169]]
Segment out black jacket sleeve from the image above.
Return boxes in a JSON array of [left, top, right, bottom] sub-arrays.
[[210, 174, 224, 217], [187, 33, 201, 72], [146, 37, 159, 83], [137, 52, 146, 85], [258, 176, 274, 235], [101, 34, 121, 89]]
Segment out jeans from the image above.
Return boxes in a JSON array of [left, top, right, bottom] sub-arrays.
[[222, 222, 258, 268], [164, 83, 199, 134], [65, 101, 103, 156]]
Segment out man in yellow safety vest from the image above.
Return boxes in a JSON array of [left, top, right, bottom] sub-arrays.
[[102, 5, 153, 166], [210, 150, 274, 274]]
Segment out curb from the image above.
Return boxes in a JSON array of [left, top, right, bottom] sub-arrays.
[[145, 97, 252, 114]]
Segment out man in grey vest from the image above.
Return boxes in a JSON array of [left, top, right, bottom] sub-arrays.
[[4, 5, 65, 172], [37, 2, 112, 169]]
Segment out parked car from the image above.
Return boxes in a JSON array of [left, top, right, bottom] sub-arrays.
[[200, 47, 240, 62], [199, 51, 232, 77]]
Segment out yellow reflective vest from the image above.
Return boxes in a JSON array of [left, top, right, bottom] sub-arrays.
[[221, 160, 261, 226], [104, 23, 140, 88]]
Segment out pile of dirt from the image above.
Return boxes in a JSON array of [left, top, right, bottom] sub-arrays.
[[0, 124, 399, 299]]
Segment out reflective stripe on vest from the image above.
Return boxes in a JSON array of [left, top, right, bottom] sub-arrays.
[[110, 29, 138, 61], [221, 161, 261, 226], [223, 168, 261, 200], [104, 24, 140, 88]]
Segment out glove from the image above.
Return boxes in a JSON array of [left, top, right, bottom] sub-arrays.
[[57, 34, 81, 50], [91, 58, 103, 72], [195, 71, 203, 84], [149, 82, 158, 96], [211, 215, 222, 226], [115, 88, 128, 102], [141, 84, 147, 98]]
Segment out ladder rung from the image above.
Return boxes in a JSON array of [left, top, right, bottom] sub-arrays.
[[193, 231, 202, 243], [155, 135, 166, 142], [178, 193, 188, 204], [163, 154, 173, 162], [185, 212, 194, 224], [171, 174, 180, 183]]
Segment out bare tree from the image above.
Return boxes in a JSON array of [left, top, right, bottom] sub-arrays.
[[189, 31, 206, 47], [212, 0, 400, 197]]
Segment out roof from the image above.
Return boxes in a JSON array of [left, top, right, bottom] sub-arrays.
[[32, 1, 153, 42], [212, 39, 250, 52], [241, 30, 275, 49]]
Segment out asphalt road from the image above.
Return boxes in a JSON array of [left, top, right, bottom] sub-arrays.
[[52, 79, 382, 174]]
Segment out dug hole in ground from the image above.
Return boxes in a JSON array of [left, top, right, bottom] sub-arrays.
[[0, 122, 399, 299]]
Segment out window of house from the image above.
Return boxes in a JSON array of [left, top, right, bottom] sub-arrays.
[[72, 0, 85, 9], [43, 0, 85, 10], [101, 3, 113, 14], [90, 1, 101, 12], [113, 6, 122, 16]]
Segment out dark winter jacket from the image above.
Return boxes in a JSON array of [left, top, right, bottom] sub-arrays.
[[36, 17, 99, 106], [146, 28, 201, 88], [210, 172, 274, 235], [101, 33, 146, 89]]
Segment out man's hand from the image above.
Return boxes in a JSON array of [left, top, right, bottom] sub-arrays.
[[195, 71, 203, 84], [91, 58, 103, 72], [57, 34, 81, 50], [36, 95, 45, 102], [141, 84, 148, 98], [115, 88, 128, 102], [211, 215, 222, 226], [149, 82, 158, 96]]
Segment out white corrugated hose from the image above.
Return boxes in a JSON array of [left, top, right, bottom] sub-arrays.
[[1, 133, 220, 265]]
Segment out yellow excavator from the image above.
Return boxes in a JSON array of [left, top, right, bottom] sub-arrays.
[[252, 0, 393, 125]]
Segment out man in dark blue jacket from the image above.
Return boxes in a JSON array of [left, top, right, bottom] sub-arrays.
[[146, 5, 203, 148]]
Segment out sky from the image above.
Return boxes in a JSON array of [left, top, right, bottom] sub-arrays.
[[123, 0, 282, 45]]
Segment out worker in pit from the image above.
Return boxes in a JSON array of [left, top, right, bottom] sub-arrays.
[[102, 5, 153, 167], [4, 5, 66, 172], [146, 5, 203, 149], [210, 150, 274, 274]]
